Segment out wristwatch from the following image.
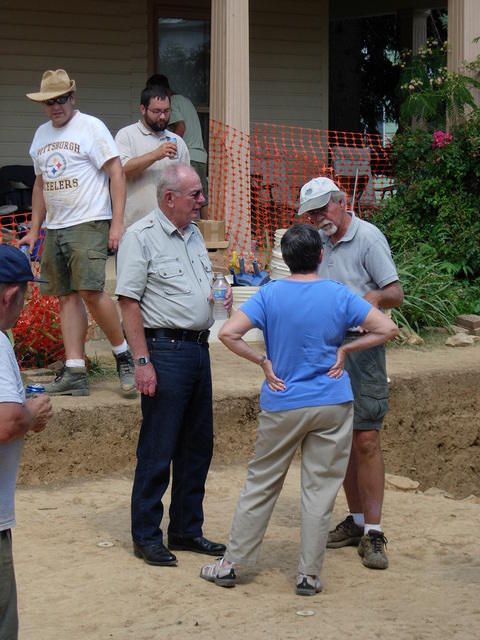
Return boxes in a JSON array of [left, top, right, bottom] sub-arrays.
[[135, 356, 150, 366], [258, 354, 267, 366]]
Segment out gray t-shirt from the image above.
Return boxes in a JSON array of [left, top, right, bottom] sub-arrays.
[[0, 331, 25, 531], [169, 94, 207, 164], [116, 208, 214, 330], [318, 212, 399, 297]]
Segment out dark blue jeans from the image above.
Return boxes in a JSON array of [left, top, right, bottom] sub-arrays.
[[131, 336, 214, 547]]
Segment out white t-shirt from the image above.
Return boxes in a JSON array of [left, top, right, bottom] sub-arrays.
[[0, 331, 25, 531], [29, 111, 119, 229], [115, 120, 190, 227]]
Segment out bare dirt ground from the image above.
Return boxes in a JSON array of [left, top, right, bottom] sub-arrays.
[[13, 341, 480, 639]]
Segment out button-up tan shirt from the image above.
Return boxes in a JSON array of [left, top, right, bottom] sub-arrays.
[[116, 208, 214, 330]]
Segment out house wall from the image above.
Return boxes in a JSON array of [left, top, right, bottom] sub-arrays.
[[0, 0, 148, 167], [249, 0, 329, 129]]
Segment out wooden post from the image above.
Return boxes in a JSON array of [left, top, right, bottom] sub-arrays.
[[209, 0, 251, 254], [448, 0, 480, 108]]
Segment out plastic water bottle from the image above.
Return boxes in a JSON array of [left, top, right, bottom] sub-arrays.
[[20, 244, 31, 262], [212, 273, 228, 320]]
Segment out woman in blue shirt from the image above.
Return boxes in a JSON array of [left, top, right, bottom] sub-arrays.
[[200, 223, 398, 596]]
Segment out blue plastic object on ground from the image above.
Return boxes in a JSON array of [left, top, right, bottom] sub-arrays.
[[230, 258, 270, 286]]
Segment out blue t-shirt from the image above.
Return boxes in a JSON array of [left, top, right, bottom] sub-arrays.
[[240, 279, 371, 412]]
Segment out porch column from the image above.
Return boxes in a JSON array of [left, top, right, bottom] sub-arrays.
[[448, 0, 480, 106], [209, 0, 251, 253], [412, 10, 428, 54], [398, 9, 428, 54]]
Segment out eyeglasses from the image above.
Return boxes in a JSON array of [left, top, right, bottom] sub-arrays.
[[175, 189, 204, 200], [309, 204, 330, 217], [44, 94, 72, 106], [147, 107, 171, 116]]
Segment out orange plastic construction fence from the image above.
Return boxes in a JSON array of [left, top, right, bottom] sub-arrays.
[[209, 119, 393, 267], [0, 213, 66, 369]]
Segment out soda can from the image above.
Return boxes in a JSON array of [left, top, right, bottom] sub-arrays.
[[25, 383, 46, 398], [165, 135, 178, 159]]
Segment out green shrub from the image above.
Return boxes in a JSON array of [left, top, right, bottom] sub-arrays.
[[375, 115, 480, 279], [372, 41, 480, 328], [397, 38, 480, 128], [389, 243, 466, 332]]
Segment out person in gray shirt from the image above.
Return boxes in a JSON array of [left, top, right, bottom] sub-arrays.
[[298, 177, 403, 570], [0, 245, 53, 639], [116, 162, 231, 567]]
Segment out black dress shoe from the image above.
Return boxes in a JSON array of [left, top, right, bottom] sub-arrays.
[[133, 542, 178, 566], [168, 535, 226, 556]]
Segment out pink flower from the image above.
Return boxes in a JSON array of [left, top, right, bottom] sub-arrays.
[[432, 130, 453, 149]]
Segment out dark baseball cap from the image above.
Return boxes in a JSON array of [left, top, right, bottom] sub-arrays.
[[0, 244, 47, 283]]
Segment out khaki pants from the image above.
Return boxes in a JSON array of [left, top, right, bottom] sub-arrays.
[[224, 402, 353, 576]]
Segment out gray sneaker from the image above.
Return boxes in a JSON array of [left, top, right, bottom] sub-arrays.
[[114, 350, 137, 397], [44, 366, 89, 396], [357, 530, 389, 569], [327, 515, 364, 548], [296, 574, 323, 596]]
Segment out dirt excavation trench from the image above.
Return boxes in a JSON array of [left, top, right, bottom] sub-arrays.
[[18, 357, 480, 499]]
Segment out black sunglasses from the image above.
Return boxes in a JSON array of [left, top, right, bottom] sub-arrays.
[[44, 94, 72, 106]]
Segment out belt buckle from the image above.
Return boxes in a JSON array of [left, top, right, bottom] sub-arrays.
[[197, 330, 209, 344]]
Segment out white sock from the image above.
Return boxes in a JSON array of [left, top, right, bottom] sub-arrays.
[[66, 359, 85, 368], [364, 523, 382, 535], [111, 340, 128, 356], [351, 513, 364, 527]]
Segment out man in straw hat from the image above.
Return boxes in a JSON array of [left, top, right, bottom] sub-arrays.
[[297, 177, 403, 570], [22, 69, 136, 397], [0, 244, 53, 639]]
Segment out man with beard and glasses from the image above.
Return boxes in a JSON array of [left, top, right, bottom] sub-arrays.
[[115, 85, 190, 227], [297, 177, 403, 571], [145, 74, 209, 220]]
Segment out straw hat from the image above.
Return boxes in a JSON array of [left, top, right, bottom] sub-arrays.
[[26, 69, 76, 102]]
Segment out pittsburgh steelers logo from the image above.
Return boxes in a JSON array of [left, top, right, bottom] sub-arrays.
[[46, 152, 66, 179]]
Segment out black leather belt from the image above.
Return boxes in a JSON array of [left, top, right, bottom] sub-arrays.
[[145, 327, 210, 344]]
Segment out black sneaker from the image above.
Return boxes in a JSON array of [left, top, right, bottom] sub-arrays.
[[357, 530, 389, 569], [114, 350, 137, 397], [327, 515, 364, 548]]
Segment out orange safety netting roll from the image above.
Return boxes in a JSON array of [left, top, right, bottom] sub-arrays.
[[209, 119, 393, 268]]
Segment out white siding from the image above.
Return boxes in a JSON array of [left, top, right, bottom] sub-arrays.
[[0, 0, 149, 167], [250, 0, 329, 129]]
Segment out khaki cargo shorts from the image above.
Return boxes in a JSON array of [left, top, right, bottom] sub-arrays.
[[344, 338, 389, 431], [40, 220, 109, 296]]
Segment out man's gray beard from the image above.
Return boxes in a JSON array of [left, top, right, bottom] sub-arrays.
[[319, 221, 338, 236]]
